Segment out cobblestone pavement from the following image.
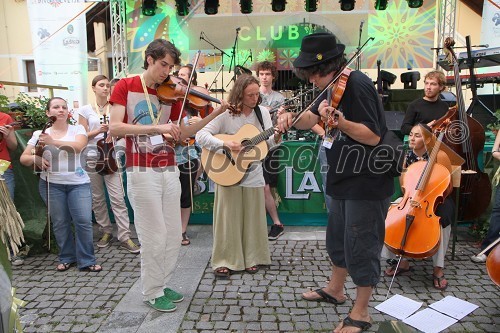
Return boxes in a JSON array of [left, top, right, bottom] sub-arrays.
[[11, 225, 500, 333], [179, 237, 499, 333]]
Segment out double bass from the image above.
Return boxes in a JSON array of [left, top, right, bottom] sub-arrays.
[[432, 37, 491, 221]]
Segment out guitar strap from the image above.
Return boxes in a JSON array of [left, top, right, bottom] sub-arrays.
[[253, 106, 265, 131]]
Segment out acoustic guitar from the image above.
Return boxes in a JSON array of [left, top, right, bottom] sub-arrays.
[[200, 123, 275, 186]]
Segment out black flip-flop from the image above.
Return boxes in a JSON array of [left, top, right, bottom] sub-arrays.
[[302, 288, 346, 304], [384, 264, 413, 277], [79, 264, 102, 272], [433, 274, 448, 290], [56, 262, 75, 272], [342, 315, 372, 332]]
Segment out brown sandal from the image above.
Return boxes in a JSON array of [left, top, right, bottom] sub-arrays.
[[245, 265, 259, 274], [214, 267, 231, 278], [181, 232, 190, 246]]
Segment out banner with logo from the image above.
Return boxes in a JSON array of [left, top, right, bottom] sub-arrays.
[[26, 0, 90, 110]]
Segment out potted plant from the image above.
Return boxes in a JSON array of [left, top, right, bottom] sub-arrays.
[[13, 93, 51, 129]]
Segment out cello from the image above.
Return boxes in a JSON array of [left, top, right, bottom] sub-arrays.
[[432, 37, 491, 221], [385, 129, 450, 259]]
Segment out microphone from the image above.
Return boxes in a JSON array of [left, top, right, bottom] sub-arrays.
[[249, 49, 253, 61], [236, 27, 241, 32], [199, 32, 203, 40], [360, 20, 364, 29]]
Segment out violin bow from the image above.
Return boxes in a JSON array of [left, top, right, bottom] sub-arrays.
[[291, 37, 375, 128], [176, 50, 201, 126]]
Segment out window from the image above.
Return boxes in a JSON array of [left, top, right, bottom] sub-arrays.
[[25, 60, 37, 92]]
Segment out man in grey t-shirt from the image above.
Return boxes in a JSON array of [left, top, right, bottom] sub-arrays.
[[256, 61, 285, 240]]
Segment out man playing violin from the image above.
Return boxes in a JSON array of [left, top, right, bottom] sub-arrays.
[[400, 70, 448, 135], [110, 39, 230, 313], [277, 32, 393, 333]]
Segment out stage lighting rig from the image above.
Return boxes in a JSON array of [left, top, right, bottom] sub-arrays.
[[305, 0, 318, 12], [175, 0, 190, 16], [205, 0, 219, 15], [375, 0, 388, 10], [272, 0, 287, 12], [407, 0, 423, 8], [240, 0, 253, 14], [141, 0, 157, 16], [340, 0, 355, 11]]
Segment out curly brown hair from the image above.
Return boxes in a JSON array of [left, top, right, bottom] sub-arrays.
[[255, 61, 277, 80]]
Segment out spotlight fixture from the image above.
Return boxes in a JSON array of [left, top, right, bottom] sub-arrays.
[[340, 0, 355, 11], [175, 0, 190, 16], [205, 0, 219, 15], [305, 0, 318, 12], [141, 0, 157, 16], [240, 0, 253, 14], [407, 0, 423, 8], [375, 0, 388, 10], [272, 0, 286, 12]]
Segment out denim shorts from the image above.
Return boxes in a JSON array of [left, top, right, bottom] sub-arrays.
[[326, 197, 391, 287]]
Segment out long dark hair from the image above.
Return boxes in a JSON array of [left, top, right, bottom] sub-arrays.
[[227, 74, 260, 115]]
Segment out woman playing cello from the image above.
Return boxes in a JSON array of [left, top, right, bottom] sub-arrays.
[[383, 124, 455, 290]]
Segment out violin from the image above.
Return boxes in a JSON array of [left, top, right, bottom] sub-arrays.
[[432, 37, 491, 221], [157, 76, 235, 112], [33, 116, 57, 172], [0, 120, 24, 141], [385, 131, 450, 259], [95, 114, 118, 175], [325, 68, 352, 135]]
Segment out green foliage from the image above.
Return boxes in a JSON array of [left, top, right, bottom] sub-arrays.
[[0, 94, 9, 108], [487, 109, 500, 131], [14, 93, 50, 129], [469, 218, 490, 241]]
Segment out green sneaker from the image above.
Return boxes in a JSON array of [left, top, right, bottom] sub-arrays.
[[163, 288, 184, 303], [97, 233, 112, 248], [144, 295, 177, 312]]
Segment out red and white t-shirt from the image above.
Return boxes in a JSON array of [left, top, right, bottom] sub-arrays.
[[110, 75, 176, 168], [0, 112, 14, 168]]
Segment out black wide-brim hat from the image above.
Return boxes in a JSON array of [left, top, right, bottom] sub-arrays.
[[293, 32, 346, 68]]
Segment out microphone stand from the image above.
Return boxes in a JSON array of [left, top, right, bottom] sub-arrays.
[[200, 32, 230, 98], [208, 65, 225, 100], [226, 28, 240, 88], [355, 21, 364, 71]]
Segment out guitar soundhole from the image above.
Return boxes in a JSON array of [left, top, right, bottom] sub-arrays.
[[241, 139, 253, 153]]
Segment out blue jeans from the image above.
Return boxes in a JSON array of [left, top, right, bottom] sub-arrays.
[[4, 168, 15, 200], [39, 180, 96, 268], [482, 184, 500, 253]]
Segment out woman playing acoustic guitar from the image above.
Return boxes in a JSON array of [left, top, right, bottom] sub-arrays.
[[383, 124, 455, 290], [196, 74, 282, 278]]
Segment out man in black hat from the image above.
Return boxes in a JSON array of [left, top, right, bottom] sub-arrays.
[[277, 32, 393, 333]]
